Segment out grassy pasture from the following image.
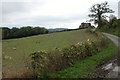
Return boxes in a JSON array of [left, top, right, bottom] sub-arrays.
[[2, 29, 97, 74]]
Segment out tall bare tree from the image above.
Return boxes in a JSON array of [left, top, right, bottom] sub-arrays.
[[88, 1, 114, 29]]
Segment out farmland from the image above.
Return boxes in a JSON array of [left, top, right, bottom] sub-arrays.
[[2, 29, 97, 74]]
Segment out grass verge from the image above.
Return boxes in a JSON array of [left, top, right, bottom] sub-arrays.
[[49, 38, 116, 78], [98, 28, 120, 37]]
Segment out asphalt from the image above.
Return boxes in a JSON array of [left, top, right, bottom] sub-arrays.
[[103, 33, 120, 78]]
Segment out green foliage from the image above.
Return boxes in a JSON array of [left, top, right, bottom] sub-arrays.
[[2, 26, 48, 39], [98, 15, 120, 37], [85, 28, 98, 36], [88, 1, 114, 28], [2, 27, 11, 39], [29, 34, 108, 78], [50, 38, 116, 78]]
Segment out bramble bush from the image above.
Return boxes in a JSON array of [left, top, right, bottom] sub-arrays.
[[29, 31, 108, 78]]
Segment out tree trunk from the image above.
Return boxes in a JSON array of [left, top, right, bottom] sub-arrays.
[[98, 10, 102, 29]]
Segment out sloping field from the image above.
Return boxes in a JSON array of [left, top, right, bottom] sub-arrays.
[[2, 29, 97, 73]]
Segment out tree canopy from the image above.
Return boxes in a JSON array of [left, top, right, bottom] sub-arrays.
[[2, 26, 48, 39], [88, 1, 114, 29]]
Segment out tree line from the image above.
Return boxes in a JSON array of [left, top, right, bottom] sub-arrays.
[[100, 15, 120, 29], [2, 26, 48, 39], [99, 15, 120, 37]]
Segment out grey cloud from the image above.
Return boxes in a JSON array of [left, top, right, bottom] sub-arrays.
[[1, 0, 118, 28], [12, 14, 87, 26], [28, 14, 88, 24], [2, 1, 45, 25], [2, 2, 45, 15], [2, 2, 29, 15]]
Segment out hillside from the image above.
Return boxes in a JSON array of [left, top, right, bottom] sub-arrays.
[[3, 29, 97, 75], [48, 28, 68, 32]]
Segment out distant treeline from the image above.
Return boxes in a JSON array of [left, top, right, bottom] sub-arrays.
[[2, 26, 48, 39], [1, 26, 89, 39]]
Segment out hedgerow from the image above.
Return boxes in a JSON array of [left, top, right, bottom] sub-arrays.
[[28, 30, 108, 78]]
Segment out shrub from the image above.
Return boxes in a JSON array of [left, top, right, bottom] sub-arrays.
[[28, 34, 107, 78]]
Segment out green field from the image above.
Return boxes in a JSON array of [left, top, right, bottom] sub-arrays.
[[2, 29, 97, 74]]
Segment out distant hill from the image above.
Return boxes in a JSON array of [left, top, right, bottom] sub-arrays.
[[48, 28, 68, 33]]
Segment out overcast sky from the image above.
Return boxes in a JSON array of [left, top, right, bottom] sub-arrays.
[[0, 0, 119, 29]]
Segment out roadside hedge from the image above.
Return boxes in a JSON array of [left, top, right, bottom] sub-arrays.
[[28, 33, 108, 78]]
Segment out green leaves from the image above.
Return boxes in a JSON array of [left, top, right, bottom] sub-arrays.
[[2, 26, 48, 39], [29, 35, 107, 78], [88, 1, 114, 28]]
